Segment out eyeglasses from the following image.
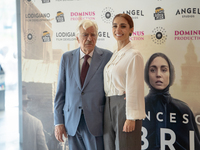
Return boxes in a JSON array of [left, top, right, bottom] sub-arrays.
[[80, 33, 97, 39]]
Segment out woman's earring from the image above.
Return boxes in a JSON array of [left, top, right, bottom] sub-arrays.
[[129, 33, 132, 36]]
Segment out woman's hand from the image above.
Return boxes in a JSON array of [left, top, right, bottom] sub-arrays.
[[124, 91, 126, 100], [123, 119, 135, 132]]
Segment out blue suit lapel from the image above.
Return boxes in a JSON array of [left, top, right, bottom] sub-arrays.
[[82, 46, 103, 90], [71, 48, 81, 90]]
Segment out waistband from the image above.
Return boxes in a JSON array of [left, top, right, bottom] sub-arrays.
[[106, 94, 125, 100]]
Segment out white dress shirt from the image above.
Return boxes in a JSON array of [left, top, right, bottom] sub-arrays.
[[104, 42, 146, 120]]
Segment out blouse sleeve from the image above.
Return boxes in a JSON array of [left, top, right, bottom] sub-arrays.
[[125, 53, 146, 120]]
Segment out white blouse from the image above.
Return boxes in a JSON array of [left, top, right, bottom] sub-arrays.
[[104, 42, 146, 120]]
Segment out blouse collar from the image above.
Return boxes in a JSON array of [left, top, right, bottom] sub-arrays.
[[114, 42, 132, 56]]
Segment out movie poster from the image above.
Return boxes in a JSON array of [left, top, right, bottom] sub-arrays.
[[19, 0, 200, 149]]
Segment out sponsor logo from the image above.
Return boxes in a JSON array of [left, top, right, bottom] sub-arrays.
[[174, 30, 200, 40], [70, 11, 95, 21], [154, 7, 165, 20], [56, 11, 65, 23], [130, 31, 144, 41], [56, 32, 76, 41], [55, 0, 75, 1], [24, 29, 36, 44], [151, 27, 167, 44], [23, 0, 35, 5], [97, 31, 110, 41], [41, 0, 50, 3], [101, 7, 114, 23], [42, 31, 51, 42], [56, 31, 111, 41], [123, 9, 144, 20], [25, 13, 51, 22], [24, 0, 34, 2], [175, 8, 200, 18]]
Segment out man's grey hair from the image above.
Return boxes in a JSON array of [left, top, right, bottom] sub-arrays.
[[76, 20, 98, 36]]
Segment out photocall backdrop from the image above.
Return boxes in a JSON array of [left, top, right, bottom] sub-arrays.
[[19, 0, 200, 149]]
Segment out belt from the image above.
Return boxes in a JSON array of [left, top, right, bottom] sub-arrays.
[[79, 106, 84, 114]]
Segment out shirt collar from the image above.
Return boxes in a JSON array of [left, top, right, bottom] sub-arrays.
[[80, 48, 94, 59]]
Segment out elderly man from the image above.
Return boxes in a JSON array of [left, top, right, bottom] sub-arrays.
[[54, 20, 112, 150]]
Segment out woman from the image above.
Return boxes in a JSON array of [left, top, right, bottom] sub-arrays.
[[142, 52, 200, 150], [103, 13, 146, 150]]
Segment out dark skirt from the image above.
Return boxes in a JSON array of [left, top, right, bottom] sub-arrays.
[[104, 95, 142, 150]]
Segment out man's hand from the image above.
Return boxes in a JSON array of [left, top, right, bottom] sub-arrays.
[[123, 119, 135, 132], [55, 124, 68, 142]]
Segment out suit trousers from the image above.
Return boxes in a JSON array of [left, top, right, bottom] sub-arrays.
[[104, 95, 142, 150], [68, 114, 104, 150]]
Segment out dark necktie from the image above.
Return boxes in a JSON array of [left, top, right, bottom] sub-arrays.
[[80, 55, 90, 87]]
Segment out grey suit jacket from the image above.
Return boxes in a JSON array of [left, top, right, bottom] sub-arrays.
[[54, 46, 112, 136], [23, 110, 48, 150]]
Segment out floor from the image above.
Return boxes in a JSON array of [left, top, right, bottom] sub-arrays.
[[0, 88, 21, 150]]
